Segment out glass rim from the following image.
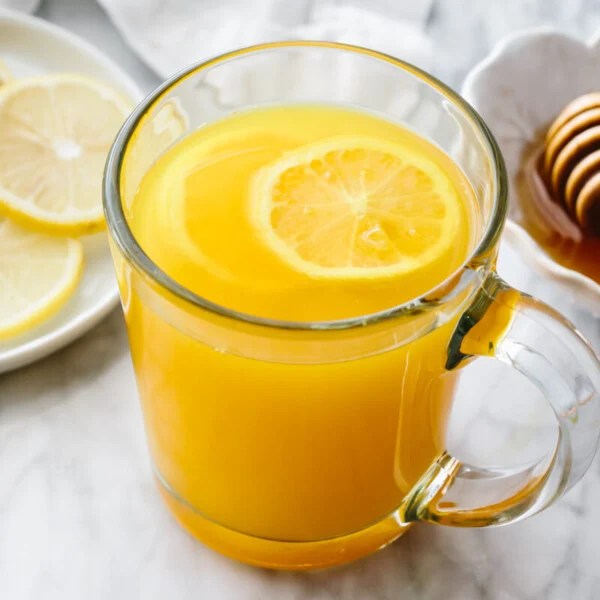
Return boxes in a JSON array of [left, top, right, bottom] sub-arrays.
[[103, 40, 508, 332]]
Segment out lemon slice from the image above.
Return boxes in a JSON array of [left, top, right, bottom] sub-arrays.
[[0, 74, 132, 235], [250, 136, 463, 279], [0, 217, 83, 339], [0, 59, 12, 86]]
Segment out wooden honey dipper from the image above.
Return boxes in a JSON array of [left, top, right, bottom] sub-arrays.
[[542, 92, 600, 236]]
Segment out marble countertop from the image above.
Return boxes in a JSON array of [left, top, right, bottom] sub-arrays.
[[2, 1, 600, 598]]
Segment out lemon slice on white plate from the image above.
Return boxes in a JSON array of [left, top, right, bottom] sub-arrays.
[[0, 9, 141, 374], [0, 73, 132, 235], [250, 135, 462, 280], [0, 217, 83, 339], [0, 58, 12, 86]]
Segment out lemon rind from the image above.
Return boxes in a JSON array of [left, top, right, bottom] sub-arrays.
[[249, 135, 462, 280], [0, 237, 84, 339], [0, 74, 132, 235]]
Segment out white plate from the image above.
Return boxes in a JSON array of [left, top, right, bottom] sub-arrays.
[[462, 27, 600, 316], [0, 9, 142, 374]]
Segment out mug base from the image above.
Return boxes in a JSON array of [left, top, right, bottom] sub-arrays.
[[156, 476, 411, 570]]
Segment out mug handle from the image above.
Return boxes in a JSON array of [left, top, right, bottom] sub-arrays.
[[403, 272, 600, 527]]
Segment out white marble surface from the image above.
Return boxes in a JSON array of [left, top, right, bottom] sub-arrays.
[[1, 1, 600, 598]]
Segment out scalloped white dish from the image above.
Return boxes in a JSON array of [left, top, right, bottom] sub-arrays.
[[463, 27, 600, 315], [0, 9, 142, 374]]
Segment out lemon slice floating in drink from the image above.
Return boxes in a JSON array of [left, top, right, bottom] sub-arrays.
[[0, 217, 83, 339], [0, 74, 131, 235], [250, 136, 463, 279]]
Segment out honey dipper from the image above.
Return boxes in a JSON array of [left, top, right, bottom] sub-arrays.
[[543, 92, 600, 236]]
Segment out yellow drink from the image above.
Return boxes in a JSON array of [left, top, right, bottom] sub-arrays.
[[122, 104, 478, 567], [130, 105, 474, 320]]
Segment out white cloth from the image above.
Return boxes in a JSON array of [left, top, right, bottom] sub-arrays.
[[96, 0, 433, 78], [0, 0, 39, 12]]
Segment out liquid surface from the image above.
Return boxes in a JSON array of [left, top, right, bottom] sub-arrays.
[[129, 105, 478, 321]]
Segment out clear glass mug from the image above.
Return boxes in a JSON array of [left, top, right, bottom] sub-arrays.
[[104, 42, 600, 570]]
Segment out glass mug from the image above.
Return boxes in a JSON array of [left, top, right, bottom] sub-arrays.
[[104, 42, 600, 570]]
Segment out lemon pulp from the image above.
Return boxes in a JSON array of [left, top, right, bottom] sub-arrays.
[[0, 74, 132, 234], [128, 104, 479, 321], [0, 217, 83, 339], [0, 59, 12, 86], [250, 135, 462, 279]]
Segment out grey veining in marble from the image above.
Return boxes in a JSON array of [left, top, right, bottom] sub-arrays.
[[1, 1, 600, 599]]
